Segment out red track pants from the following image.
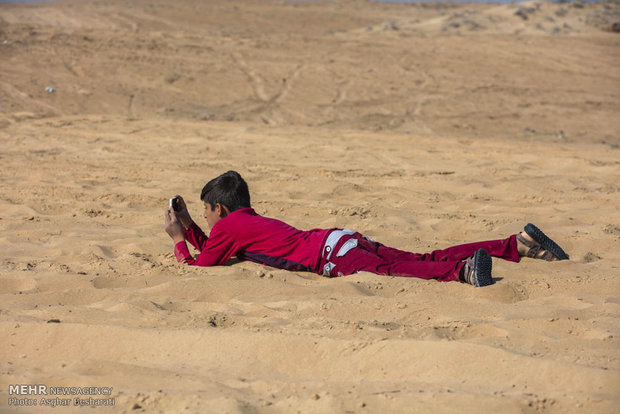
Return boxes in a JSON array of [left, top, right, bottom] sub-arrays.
[[320, 232, 520, 282]]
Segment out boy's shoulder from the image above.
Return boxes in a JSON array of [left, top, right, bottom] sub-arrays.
[[216, 208, 258, 229], [229, 207, 257, 219], [220, 208, 295, 232]]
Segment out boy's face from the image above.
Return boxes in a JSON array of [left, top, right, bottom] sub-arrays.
[[203, 202, 227, 228], [203, 202, 221, 228]]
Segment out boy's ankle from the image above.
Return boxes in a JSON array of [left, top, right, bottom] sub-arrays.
[[460, 249, 493, 287]]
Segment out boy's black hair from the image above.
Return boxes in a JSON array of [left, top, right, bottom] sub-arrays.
[[200, 170, 251, 212]]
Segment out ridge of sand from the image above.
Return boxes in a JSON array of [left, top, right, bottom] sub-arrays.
[[1, 0, 618, 143]]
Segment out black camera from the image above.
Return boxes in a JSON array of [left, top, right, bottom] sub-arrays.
[[169, 197, 180, 212]]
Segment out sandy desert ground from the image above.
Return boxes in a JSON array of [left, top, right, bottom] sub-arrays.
[[1, 0, 619, 413]]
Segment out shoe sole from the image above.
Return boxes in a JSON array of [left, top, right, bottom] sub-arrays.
[[473, 248, 494, 287], [524, 223, 570, 261]]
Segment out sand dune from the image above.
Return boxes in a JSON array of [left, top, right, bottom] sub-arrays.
[[1, 0, 619, 413]]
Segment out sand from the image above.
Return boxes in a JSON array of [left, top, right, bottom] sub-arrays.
[[1, 0, 619, 413]]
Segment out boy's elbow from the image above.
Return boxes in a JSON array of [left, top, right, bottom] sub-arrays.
[[186, 257, 220, 267]]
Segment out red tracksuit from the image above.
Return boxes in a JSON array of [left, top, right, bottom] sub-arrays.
[[174, 208, 520, 282]]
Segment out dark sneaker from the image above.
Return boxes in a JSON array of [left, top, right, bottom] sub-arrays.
[[460, 248, 494, 287]]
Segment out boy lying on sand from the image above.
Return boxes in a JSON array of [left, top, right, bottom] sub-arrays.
[[164, 171, 569, 287]]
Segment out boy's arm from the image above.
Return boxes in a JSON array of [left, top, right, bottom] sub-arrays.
[[173, 229, 236, 267], [167, 195, 208, 251], [174, 241, 200, 265], [165, 209, 210, 265], [184, 221, 209, 251]]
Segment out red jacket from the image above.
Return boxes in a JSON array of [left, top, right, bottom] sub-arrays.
[[174, 208, 332, 273]]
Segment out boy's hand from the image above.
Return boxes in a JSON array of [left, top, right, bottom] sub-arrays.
[[164, 207, 185, 243], [171, 195, 193, 229]]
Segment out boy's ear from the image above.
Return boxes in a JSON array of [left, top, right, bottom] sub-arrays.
[[215, 203, 230, 217]]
